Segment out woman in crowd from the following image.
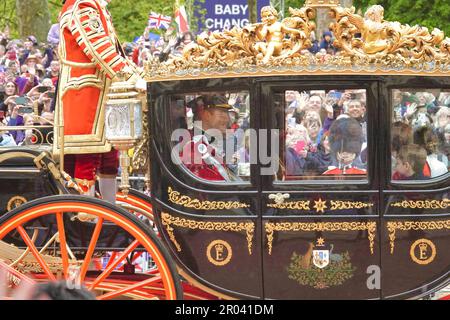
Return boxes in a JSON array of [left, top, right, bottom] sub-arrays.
[[0, 81, 19, 115]]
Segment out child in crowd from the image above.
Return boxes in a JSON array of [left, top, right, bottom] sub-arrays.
[[393, 144, 427, 180]]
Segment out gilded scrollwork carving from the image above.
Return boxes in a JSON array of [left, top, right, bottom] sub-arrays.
[[265, 221, 376, 255], [386, 220, 450, 254], [330, 201, 374, 210], [267, 199, 374, 212], [144, 4, 450, 81], [329, 5, 448, 65], [390, 199, 449, 210], [167, 186, 249, 210], [146, 6, 315, 74], [161, 212, 255, 255], [131, 112, 149, 173], [267, 200, 311, 210]]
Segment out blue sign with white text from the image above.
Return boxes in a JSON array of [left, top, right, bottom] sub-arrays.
[[194, 0, 271, 32]]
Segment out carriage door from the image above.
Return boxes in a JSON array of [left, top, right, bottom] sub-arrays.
[[380, 84, 450, 299], [150, 79, 263, 299], [260, 79, 381, 299]]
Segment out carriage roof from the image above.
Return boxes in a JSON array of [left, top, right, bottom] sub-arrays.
[[143, 2, 450, 83]]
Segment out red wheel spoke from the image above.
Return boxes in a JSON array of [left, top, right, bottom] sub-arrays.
[[79, 218, 104, 282], [89, 240, 139, 290], [0, 260, 36, 285], [96, 275, 162, 300], [85, 281, 159, 299], [17, 226, 56, 281], [56, 212, 70, 278], [105, 252, 117, 269]]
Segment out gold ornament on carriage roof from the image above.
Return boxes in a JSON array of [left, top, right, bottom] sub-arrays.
[[304, 0, 339, 8], [144, 4, 450, 81]]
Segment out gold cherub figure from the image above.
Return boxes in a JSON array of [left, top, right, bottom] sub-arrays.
[[338, 5, 391, 56], [253, 6, 306, 64], [359, 5, 390, 54]]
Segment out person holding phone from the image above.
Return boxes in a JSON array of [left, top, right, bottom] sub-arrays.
[[0, 81, 18, 114], [14, 64, 39, 95], [38, 89, 53, 114], [57, 0, 145, 203], [6, 103, 27, 144], [27, 78, 55, 102]]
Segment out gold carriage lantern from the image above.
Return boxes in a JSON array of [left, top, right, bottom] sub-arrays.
[[105, 74, 144, 196]]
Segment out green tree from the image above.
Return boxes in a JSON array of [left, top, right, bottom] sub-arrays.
[[285, 0, 306, 15], [16, 0, 51, 42], [108, 0, 175, 42], [1, 0, 177, 42], [0, 0, 17, 37], [48, 1, 176, 42], [187, 0, 207, 33], [248, 0, 257, 23]]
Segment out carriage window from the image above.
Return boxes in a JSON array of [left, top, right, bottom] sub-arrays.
[[170, 91, 251, 182], [277, 89, 368, 181], [391, 89, 449, 181]]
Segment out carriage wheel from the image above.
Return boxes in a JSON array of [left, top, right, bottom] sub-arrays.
[[0, 195, 182, 300], [116, 189, 218, 300]]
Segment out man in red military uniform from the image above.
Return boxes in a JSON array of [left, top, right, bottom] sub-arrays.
[[55, 0, 145, 201], [180, 95, 239, 181], [322, 117, 367, 175]]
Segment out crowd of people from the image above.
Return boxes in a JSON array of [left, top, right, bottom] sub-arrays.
[[284, 89, 368, 178], [173, 86, 449, 182], [127, 26, 196, 67], [391, 90, 449, 180], [283, 88, 449, 180], [0, 25, 59, 147]]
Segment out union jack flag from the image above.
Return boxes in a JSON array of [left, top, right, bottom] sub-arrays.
[[148, 12, 172, 30]]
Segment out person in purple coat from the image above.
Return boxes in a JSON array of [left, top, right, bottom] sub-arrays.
[[7, 105, 25, 144]]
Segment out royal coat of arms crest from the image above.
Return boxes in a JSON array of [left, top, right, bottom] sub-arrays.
[[287, 238, 355, 289]]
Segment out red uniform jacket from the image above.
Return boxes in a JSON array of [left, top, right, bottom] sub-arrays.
[[55, 0, 142, 155], [180, 134, 227, 181], [323, 166, 367, 175]]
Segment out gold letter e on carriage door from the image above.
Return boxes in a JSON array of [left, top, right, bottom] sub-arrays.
[[410, 239, 436, 265], [207, 240, 232, 266]]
